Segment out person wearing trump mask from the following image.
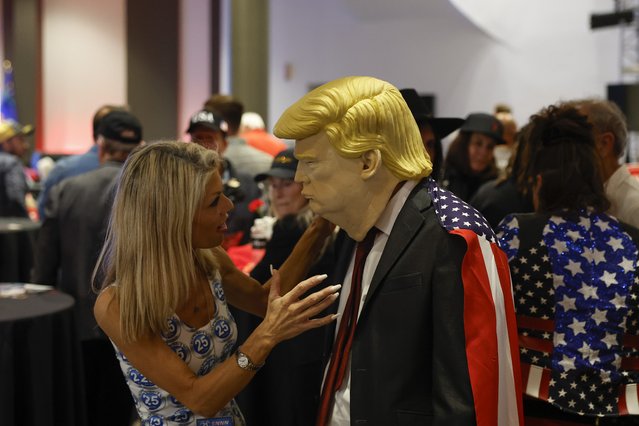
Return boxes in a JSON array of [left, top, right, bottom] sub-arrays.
[[273, 76, 523, 426]]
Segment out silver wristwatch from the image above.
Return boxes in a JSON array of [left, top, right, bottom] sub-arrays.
[[235, 349, 264, 371]]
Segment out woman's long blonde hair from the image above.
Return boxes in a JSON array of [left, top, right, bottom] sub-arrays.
[[93, 141, 220, 342]]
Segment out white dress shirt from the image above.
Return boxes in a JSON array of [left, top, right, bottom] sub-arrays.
[[328, 180, 418, 425], [605, 164, 639, 229]]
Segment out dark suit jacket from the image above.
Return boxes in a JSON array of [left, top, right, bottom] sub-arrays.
[[0, 151, 28, 218], [32, 162, 121, 341], [325, 179, 477, 426]]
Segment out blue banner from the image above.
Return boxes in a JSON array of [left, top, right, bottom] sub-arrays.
[[1, 60, 19, 121]]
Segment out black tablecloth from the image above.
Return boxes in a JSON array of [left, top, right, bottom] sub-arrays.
[[0, 289, 87, 426], [0, 218, 40, 283]]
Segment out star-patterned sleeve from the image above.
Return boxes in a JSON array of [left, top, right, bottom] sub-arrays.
[[496, 214, 520, 260]]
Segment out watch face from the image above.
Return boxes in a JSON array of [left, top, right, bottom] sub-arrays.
[[238, 355, 249, 368]]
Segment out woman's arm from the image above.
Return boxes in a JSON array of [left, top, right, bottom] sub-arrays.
[[218, 216, 334, 317], [94, 275, 339, 418]]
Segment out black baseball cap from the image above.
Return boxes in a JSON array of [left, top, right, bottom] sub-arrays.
[[187, 110, 228, 134], [460, 113, 506, 145], [255, 148, 298, 182], [97, 110, 143, 144]]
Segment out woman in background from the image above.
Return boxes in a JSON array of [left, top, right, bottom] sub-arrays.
[[233, 148, 336, 425], [496, 105, 639, 425], [470, 123, 535, 229], [93, 141, 338, 425], [442, 112, 505, 201], [249, 148, 333, 282]]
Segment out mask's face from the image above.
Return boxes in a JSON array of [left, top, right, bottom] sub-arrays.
[[294, 132, 368, 227]]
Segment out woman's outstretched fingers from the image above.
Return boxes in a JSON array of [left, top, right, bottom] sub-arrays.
[[293, 286, 341, 318], [289, 283, 341, 313], [260, 275, 341, 343], [283, 274, 329, 302]]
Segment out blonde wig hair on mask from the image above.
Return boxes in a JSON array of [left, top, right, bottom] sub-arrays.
[[273, 76, 432, 180], [93, 141, 220, 342]]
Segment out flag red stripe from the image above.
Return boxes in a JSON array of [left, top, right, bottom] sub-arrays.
[[452, 229, 500, 426], [539, 368, 551, 400]]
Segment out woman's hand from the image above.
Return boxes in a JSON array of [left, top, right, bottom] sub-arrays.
[[256, 270, 340, 346]]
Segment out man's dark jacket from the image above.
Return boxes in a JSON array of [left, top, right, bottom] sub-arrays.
[[32, 162, 121, 340]]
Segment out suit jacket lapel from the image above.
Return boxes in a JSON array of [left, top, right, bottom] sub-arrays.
[[363, 180, 433, 308]]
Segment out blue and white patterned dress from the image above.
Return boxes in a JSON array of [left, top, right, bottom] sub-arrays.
[[112, 275, 246, 426]]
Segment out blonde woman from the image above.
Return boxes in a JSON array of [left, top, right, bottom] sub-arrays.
[[93, 141, 338, 425]]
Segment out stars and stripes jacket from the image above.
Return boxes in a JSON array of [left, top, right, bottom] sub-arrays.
[[497, 210, 639, 419], [324, 178, 523, 425]]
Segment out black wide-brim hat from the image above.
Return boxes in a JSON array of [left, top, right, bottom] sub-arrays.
[[400, 88, 464, 139]]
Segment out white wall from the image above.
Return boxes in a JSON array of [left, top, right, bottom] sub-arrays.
[[41, 0, 126, 154], [269, 0, 622, 131], [178, 0, 211, 139], [7, 0, 628, 153]]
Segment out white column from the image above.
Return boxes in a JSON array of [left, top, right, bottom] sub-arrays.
[[178, 0, 212, 139], [41, 0, 126, 153]]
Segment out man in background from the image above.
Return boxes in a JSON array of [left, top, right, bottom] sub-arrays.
[[204, 94, 272, 177], [239, 111, 288, 156], [0, 119, 33, 217], [33, 110, 143, 426], [493, 104, 518, 175], [187, 109, 262, 248], [568, 98, 639, 229], [37, 104, 127, 220]]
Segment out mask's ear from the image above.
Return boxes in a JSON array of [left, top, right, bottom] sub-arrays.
[[361, 149, 382, 180]]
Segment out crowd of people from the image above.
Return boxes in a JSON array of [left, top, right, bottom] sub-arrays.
[[1, 76, 639, 425]]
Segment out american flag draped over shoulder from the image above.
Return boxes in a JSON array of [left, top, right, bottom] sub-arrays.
[[426, 179, 524, 426]]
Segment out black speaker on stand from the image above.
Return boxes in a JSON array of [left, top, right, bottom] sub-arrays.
[[608, 84, 639, 131], [607, 84, 639, 163]]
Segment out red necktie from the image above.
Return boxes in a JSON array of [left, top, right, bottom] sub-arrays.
[[316, 227, 378, 426]]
